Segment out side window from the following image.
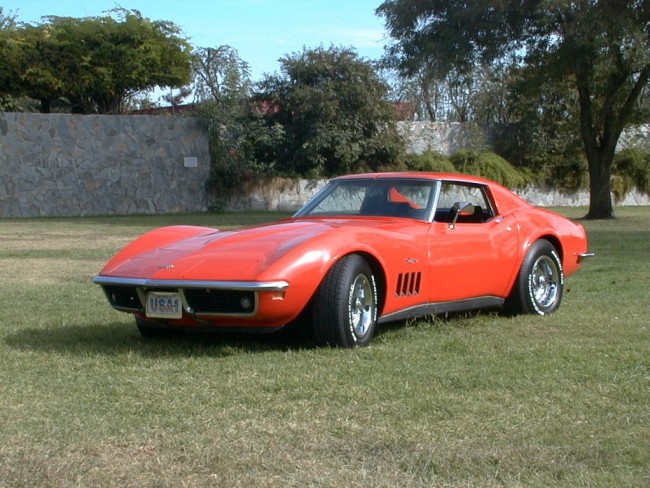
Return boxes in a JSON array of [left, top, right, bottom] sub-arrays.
[[434, 182, 493, 223]]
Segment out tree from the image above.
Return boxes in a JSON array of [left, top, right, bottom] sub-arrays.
[[445, 69, 476, 122], [191, 46, 277, 208], [0, 7, 24, 110], [493, 67, 588, 192], [256, 45, 405, 177], [377, 0, 650, 219], [472, 61, 520, 127], [191, 45, 252, 105], [2, 9, 191, 113], [375, 62, 440, 120]]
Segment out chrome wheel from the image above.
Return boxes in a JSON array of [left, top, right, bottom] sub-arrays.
[[530, 255, 560, 310], [312, 254, 379, 347], [349, 273, 376, 339], [507, 239, 564, 315]]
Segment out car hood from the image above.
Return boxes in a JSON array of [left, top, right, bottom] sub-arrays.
[[102, 218, 402, 281]]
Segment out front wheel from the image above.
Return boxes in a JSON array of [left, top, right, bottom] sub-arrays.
[[136, 317, 172, 339], [312, 254, 378, 347], [507, 240, 564, 315]]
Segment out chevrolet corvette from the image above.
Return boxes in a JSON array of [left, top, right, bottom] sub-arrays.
[[94, 173, 593, 347]]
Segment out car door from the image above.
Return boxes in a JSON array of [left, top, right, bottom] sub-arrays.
[[427, 182, 520, 303]]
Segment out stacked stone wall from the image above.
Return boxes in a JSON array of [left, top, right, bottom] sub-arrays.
[[0, 112, 210, 217], [0, 113, 647, 218], [397, 121, 488, 155], [222, 177, 648, 211]]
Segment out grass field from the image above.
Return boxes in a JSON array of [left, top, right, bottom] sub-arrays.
[[0, 208, 648, 487]]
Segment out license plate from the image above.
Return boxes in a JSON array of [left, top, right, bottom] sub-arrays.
[[146, 292, 182, 319]]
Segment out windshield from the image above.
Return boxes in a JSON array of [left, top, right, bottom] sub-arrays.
[[294, 179, 437, 221]]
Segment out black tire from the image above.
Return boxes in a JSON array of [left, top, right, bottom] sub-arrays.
[[311, 254, 378, 347], [507, 240, 564, 315], [135, 317, 171, 339]]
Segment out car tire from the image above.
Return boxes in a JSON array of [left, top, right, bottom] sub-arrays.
[[507, 239, 564, 315], [135, 317, 170, 339], [312, 254, 378, 347]]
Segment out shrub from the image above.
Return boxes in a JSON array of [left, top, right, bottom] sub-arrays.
[[404, 151, 456, 173], [255, 46, 406, 178], [613, 148, 650, 201], [545, 155, 588, 193], [450, 149, 530, 188], [198, 101, 283, 211]]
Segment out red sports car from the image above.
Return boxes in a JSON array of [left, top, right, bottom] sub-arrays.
[[94, 173, 593, 347]]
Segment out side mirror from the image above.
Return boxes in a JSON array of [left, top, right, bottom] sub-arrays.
[[449, 201, 474, 229]]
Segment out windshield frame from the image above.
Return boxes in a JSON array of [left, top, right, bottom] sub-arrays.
[[293, 177, 440, 222]]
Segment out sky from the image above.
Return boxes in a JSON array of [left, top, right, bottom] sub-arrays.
[[2, 0, 391, 81]]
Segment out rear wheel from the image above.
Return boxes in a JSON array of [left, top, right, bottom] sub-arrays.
[[312, 254, 378, 347], [507, 240, 563, 315]]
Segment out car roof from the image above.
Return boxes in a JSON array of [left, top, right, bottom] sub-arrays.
[[332, 172, 495, 186]]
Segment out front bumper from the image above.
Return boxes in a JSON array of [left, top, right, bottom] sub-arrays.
[[93, 275, 289, 317], [578, 252, 595, 263]]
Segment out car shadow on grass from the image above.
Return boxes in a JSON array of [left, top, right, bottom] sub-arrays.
[[3, 320, 317, 357], [4, 311, 497, 357]]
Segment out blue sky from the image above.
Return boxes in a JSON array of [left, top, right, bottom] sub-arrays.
[[3, 0, 389, 81]]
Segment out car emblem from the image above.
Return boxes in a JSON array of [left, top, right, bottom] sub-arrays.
[[159, 264, 175, 269], [405, 258, 418, 264]]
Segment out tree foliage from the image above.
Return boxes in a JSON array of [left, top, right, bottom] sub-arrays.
[[0, 9, 191, 113], [613, 148, 650, 201], [404, 150, 456, 173], [490, 65, 588, 192], [193, 46, 279, 209], [450, 149, 531, 189], [0, 7, 21, 110], [378, 0, 650, 218], [191, 45, 252, 105], [255, 46, 405, 178]]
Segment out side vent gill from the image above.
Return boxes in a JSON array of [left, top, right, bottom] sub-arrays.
[[395, 272, 422, 297]]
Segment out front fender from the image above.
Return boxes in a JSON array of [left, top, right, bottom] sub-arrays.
[[257, 225, 428, 320]]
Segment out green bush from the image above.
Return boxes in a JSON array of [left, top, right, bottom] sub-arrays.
[[255, 46, 406, 178], [545, 155, 588, 193], [198, 101, 283, 211], [613, 148, 650, 201], [450, 149, 531, 188], [404, 151, 456, 173]]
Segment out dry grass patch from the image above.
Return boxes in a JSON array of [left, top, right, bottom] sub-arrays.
[[0, 258, 104, 285]]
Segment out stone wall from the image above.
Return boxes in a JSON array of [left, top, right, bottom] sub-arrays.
[[225, 177, 328, 212], [0, 113, 647, 218], [0, 112, 210, 217], [222, 177, 649, 212], [514, 186, 649, 207], [397, 121, 487, 155], [222, 121, 650, 210], [398, 120, 650, 155]]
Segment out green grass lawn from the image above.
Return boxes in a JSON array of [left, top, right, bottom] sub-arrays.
[[0, 208, 648, 487]]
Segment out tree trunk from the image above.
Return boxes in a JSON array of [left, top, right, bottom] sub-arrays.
[[422, 82, 436, 121], [585, 150, 615, 219], [39, 98, 51, 113], [575, 58, 617, 220]]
